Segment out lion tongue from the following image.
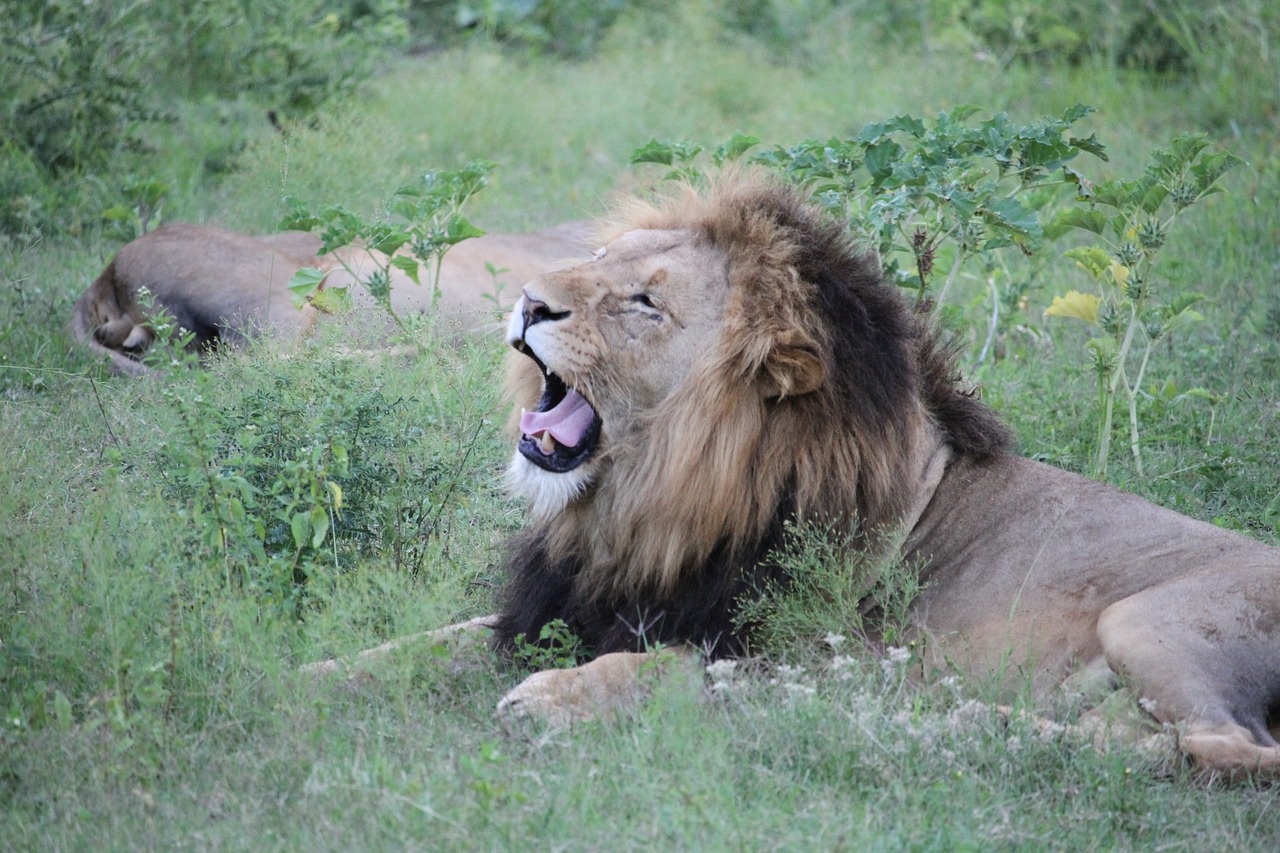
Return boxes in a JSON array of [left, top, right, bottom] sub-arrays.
[[520, 390, 594, 454]]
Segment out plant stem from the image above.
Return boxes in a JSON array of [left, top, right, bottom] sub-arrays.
[[933, 246, 966, 311], [1127, 336, 1155, 476], [977, 274, 999, 365]]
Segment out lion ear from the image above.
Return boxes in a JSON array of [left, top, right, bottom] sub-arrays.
[[760, 336, 825, 399]]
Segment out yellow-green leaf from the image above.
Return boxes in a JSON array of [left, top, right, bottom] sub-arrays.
[[1108, 261, 1130, 291], [1063, 247, 1111, 280], [1044, 290, 1101, 323]]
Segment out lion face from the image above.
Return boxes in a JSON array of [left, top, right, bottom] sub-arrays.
[[505, 228, 736, 515]]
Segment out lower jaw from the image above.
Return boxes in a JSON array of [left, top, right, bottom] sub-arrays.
[[508, 453, 595, 516]]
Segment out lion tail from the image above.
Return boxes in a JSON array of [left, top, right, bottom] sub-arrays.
[[71, 261, 154, 377]]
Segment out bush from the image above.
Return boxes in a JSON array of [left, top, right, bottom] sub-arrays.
[[0, 0, 407, 238]]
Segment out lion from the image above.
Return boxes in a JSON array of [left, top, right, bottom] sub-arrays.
[[72, 220, 592, 376], [303, 174, 1280, 778], [479, 173, 1280, 777]]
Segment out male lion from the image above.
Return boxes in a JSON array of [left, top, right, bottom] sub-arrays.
[[307, 174, 1280, 777], [72, 220, 591, 376], [484, 174, 1280, 777]]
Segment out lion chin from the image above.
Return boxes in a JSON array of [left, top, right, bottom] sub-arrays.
[[309, 172, 1280, 780]]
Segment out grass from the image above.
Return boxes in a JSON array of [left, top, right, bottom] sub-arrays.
[[4, 7, 1280, 850]]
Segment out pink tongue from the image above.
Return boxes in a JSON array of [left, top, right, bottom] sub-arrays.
[[520, 389, 595, 451]]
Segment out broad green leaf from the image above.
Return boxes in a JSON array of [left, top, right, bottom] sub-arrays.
[[328, 481, 344, 512], [1068, 133, 1108, 161], [445, 215, 486, 244], [291, 512, 310, 550], [389, 253, 422, 285], [863, 139, 902, 183], [855, 114, 927, 144], [1059, 103, 1097, 125], [630, 139, 701, 166], [287, 266, 327, 308], [1044, 290, 1101, 323], [712, 133, 761, 165], [983, 196, 1040, 238], [367, 226, 410, 255], [1050, 207, 1107, 236], [310, 506, 330, 549], [1148, 133, 1210, 180], [1191, 151, 1243, 196]]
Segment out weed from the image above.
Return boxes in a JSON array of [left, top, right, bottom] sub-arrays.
[[737, 520, 923, 660], [281, 161, 496, 334], [1044, 133, 1241, 477]]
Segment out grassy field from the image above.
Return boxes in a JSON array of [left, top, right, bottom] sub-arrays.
[[4, 7, 1280, 850]]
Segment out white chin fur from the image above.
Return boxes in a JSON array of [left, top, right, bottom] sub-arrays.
[[506, 452, 594, 518]]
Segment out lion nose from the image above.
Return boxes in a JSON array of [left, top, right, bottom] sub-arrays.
[[521, 294, 569, 329]]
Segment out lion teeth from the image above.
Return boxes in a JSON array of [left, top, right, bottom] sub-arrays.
[[538, 432, 557, 454]]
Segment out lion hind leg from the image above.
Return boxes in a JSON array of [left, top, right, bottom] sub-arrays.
[[1097, 567, 1280, 777], [300, 613, 499, 678]]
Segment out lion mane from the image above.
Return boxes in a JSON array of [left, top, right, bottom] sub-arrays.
[[495, 176, 1010, 658]]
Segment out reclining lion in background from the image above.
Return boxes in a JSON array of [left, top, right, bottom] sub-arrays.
[[71, 220, 592, 376]]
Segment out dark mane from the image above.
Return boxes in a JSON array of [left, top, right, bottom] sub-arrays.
[[733, 179, 1011, 462]]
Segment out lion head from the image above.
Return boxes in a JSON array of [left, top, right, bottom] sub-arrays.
[[496, 174, 1009, 658]]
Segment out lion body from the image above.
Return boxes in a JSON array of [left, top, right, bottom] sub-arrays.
[[491, 174, 1280, 775], [72, 220, 592, 375]]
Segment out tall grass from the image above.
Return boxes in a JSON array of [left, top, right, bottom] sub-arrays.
[[3, 7, 1279, 849]]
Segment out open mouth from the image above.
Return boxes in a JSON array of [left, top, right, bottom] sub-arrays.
[[514, 344, 602, 473]]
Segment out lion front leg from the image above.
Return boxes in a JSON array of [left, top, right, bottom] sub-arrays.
[[497, 648, 699, 729], [1097, 566, 1280, 778]]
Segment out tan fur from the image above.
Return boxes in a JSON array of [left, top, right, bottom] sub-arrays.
[[494, 174, 1280, 777], [72, 221, 593, 375]]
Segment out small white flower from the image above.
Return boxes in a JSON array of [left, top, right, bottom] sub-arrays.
[[823, 632, 846, 650], [705, 659, 738, 680]]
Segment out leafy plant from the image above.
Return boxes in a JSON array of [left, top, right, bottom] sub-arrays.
[[736, 521, 923, 658], [101, 176, 171, 239], [1044, 133, 1241, 477], [132, 299, 417, 615], [0, 0, 165, 175], [281, 160, 496, 333], [632, 106, 1106, 317], [509, 618, 584, 670], [754, 105, 1106, 308]]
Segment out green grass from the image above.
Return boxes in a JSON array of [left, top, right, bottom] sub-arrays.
[[4, 8, 1280, 850]]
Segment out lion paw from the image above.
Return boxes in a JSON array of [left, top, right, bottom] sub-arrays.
[[497, 667, 597, 729], [496, 650, 683, 730]]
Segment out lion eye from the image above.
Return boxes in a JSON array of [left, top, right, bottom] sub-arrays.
[[630, 293, 658, 310]]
